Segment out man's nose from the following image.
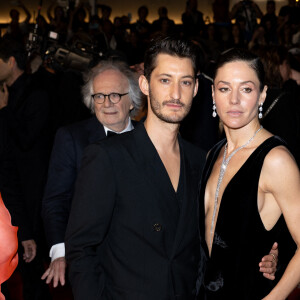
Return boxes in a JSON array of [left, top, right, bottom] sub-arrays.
[[170, 83, 181, 100], [103, 96, 113, 108]]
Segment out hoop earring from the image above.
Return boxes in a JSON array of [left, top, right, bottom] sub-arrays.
[[258, 103, 263, 119], [212, 101, 217, 118]]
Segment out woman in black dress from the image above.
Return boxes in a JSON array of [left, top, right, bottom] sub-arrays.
[[199, 48, 300, 299]]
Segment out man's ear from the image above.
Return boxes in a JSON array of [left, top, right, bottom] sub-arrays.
[[139, 75, 149, 96], [8, 56, 16, 68], [193, 78, 199, 97]]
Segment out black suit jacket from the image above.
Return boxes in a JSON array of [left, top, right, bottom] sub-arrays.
[[65, 123, 206, 300], [42, 116, 106, 247], [0, 73, 51, 241], [42, 116, 136, 247]]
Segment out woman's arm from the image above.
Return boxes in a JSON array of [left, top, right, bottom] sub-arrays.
[[261, 146, 300, 300]]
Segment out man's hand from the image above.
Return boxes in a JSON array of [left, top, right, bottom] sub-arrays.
[[41, 256, 66, 287], [259, 242, 278, 280], [21, 239, 37, 263], [0, 83, 9, 109]]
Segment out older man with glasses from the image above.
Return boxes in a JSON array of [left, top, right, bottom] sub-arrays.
[[41, 59, 143, 288]]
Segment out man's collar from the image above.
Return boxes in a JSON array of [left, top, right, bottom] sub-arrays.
[[8, 72, 27, 92], [104, 118, 134, 136]]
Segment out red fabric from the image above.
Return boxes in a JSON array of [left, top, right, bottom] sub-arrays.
[[0, 193, 18, 300]]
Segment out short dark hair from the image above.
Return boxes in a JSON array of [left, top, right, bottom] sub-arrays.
[[0, 38, 27, 70], [267, 0, 275, 6], [138, 5, 148, 16], [159, 6, 168, 15], [143, 35, 199, 80], [213, 48, 265, 91]]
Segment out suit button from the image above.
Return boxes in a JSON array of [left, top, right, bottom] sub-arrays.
[[153, 223, 162, 232]]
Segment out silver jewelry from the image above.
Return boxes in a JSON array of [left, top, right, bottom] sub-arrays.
[[258, 103, 263, 119], [209, 125, 263, 251], [212, 101, 217, 118]]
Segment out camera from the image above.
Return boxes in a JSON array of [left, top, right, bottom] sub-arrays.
[[26, 27, 103, 72]]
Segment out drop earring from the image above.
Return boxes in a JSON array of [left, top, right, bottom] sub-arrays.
[[212, 101, 217, 118], [258, 103, 263, 119]]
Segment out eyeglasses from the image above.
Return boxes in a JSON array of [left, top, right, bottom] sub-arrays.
[[91, 92, 129, 104]]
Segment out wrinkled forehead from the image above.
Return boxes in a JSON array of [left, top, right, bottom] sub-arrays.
[[93, 69, 129, 92]]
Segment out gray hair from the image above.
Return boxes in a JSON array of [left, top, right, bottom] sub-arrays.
[[82, 60, 143, 117]]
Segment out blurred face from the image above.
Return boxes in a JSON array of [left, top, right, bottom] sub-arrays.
[[138, 7, 148, 19], [232, 25, 240, 37], [55, 6, 64, 17], [0, 58, 12, 84], [279, 59, 291, 82], [267, 3, 275, 14], [213, 61, 267, 129], [189, 0, 198, 10], [10, 10, 19, 21], [139, 54, 198, 124], [93, 69, 133, 132], [290, 69, 300, 85]]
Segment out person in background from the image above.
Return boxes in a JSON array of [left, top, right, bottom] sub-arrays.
[[130, 5, 151, 46], [255, 46, 300, 167], [260, 0, 278, 34], [181, 0, 205, 39], [41, 59, 143, 288], [5, 0, 31, 44], [0, 38, 52, 300], [47, 1, 68, 43], [151, 6, 175, 34], [229, 0, 263, 41]]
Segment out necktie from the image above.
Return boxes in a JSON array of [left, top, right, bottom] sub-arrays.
[[107, 130, 117, 137]]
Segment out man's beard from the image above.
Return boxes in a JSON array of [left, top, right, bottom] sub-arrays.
[[149, 89, 192, 124]]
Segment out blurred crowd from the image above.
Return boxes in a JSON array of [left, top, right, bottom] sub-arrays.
[[1, 0, 300, 69], [0, 0, 300, 299]]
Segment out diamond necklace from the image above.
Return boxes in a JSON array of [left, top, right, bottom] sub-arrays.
[[209, 125, 263, 251]]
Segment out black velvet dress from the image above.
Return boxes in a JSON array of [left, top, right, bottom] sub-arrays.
[[199, 136, 290, 300]]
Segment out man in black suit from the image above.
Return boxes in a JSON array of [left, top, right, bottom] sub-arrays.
[[41, 60, 143, 287], [65, 36, 207, 299], [0, 38, 51, 300]]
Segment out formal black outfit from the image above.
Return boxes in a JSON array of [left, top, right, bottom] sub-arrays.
[[199, 136, 291, 299], [0, 73, 51, 300], [0, 73, 52, 238], [42, 116, 136, 251], [65, 123, 206, 300], [42, 116, 105, 248]]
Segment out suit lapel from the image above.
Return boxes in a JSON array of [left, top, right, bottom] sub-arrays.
[[87, 116, 106, 144]]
